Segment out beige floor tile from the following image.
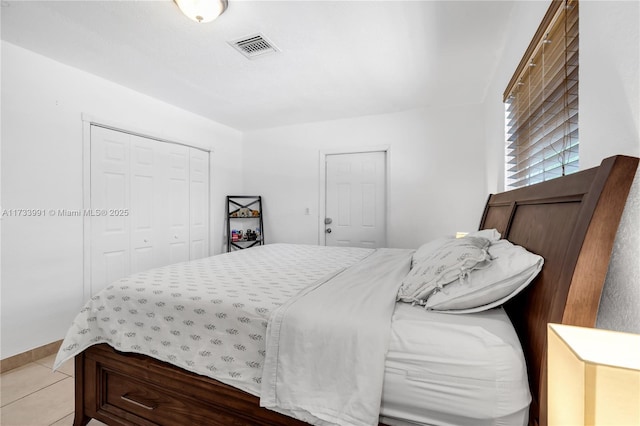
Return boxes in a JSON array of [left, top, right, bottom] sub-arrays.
[[0, 362, 68, 407], [50, 414, 109, 426], [49, 413, 74, 426], [35, 354, 74, 377], [0, 377, 74, 426]]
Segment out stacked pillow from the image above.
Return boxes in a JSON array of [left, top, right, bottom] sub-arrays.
[[397, 229, 543, 314], [399, 236, 492, 303]]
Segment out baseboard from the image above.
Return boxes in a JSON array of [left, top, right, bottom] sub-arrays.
[[0, 340, 63, 373]]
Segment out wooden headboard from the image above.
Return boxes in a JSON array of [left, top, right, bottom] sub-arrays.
[[478, 155, 638, 426]]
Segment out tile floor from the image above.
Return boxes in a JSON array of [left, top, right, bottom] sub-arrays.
[[0, 354, 107, 426]]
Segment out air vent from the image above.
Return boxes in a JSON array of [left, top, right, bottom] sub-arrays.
[[228, 33, 279, 59]]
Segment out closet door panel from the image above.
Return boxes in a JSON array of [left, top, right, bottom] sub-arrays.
[[130, 136, 160, 273], [189, 148, 209, 260], [90, 126, 211, 297], [90, 126, 131, 295], [166, 144, 190, 264]]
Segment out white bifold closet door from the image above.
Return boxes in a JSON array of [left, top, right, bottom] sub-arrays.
[[90, 126, 209, 296]]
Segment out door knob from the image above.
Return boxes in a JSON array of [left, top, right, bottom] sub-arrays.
[[326, 228, 332, 233], [324, 218, 333, 225]]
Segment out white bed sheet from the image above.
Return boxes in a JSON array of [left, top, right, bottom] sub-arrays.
[[380, 304, 531, 426]]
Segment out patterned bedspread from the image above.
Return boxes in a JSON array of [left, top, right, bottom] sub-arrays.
[[54, 244, 373, 395]]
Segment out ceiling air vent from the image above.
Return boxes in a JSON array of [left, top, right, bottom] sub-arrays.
[[229, 33, 279, 59]]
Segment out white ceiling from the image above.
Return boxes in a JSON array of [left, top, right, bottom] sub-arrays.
[[1, 0, 515, 131]]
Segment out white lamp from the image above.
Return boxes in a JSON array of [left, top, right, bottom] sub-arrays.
[[174, 0, 228, 23], [547, 323, 640, 425]]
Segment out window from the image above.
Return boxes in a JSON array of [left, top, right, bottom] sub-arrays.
[[504, 0, 578, 189]]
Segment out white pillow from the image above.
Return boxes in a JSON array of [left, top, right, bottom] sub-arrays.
[[410, 230, 500, 267], [411, 237, 453, 268], [398, 236, 492, 303], [466, 228, 501, 242], [424, 239, 543, 314]]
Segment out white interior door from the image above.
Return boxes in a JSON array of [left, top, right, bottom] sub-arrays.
[[165, 143, 190, 264], [189, 148, 209, 260], [324, 151, 386, 248], [129, 135, 160, 273], [90, 126, 131, 294]]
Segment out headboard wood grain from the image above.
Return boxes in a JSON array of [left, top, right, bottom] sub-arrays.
[[479, 155, 638, 426]]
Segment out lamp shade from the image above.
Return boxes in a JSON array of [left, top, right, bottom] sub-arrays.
[[174, 0, 228, 23], [547, 323, 640, 425]]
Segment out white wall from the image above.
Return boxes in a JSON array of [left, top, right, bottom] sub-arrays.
[[1, 41, 243, 359], [597, 168, 640, 334], [482, 1, 640, 332], [243, 105, 488, 250], [581, 0, 640, 334], [580, 0, 639, 168]]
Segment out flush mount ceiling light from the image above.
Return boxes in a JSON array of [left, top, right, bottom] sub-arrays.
[[174, 0, 228, 23]]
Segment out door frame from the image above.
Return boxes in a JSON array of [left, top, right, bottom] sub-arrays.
[[81, 113, 213, 299], [317, 146, 390, 246]]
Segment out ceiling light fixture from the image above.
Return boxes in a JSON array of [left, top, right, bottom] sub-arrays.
[[174, 0, 228, 23]]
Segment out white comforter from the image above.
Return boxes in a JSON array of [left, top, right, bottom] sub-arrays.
[[261, 248, 413, 426]]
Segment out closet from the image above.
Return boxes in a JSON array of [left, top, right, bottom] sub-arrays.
[[89, 125, 209, 295]]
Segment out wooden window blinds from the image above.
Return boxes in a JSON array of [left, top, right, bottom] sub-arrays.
[[504, 0, 578, 188]]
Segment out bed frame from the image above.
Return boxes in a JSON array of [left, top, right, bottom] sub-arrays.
[[73, 155, 638, 426]]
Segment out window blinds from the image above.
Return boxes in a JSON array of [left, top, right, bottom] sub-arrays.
[[504, 0, 578, 189]]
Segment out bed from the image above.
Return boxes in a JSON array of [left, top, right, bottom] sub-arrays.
[[58, 155, 638, 426]]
